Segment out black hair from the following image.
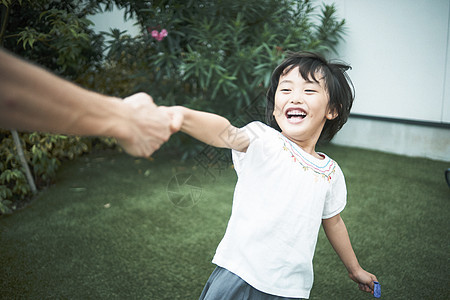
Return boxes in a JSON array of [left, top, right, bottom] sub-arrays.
[[266, 51, 354, 142]]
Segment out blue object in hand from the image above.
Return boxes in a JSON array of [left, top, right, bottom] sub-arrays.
[[373, 281, 381, 298]]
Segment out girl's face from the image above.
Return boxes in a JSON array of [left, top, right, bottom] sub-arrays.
[[273, 66, 336, 151]]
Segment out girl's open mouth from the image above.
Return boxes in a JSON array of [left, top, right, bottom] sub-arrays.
[[285, 107, 307, 123]]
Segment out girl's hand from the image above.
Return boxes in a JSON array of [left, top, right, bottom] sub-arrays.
[[349, 268, 378, 294], [158, 106, 184, 134]]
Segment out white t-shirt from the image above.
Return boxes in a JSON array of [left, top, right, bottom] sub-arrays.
[[212, 121, 347, 299]]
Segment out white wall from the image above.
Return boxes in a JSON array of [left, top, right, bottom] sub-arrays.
[[321, 0, 450, 161], [87, 4, 140, 37], [324, 0, 450, 123], [333, 118, 450, 161]]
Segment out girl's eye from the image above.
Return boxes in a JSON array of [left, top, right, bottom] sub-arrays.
[[281, 89, 291, 92], [305, 89, 317, 93]]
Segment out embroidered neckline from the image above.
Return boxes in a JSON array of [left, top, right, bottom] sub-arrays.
[[279, 134, 336, 181]]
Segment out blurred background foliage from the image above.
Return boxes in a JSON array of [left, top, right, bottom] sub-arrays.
[[0, 0, 346, 213]]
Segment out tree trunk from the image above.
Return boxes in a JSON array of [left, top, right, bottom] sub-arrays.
[[11, 130, 37, 194]]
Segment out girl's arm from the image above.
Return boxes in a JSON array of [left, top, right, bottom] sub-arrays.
[[166, 106, 250, 152], [322, 214, 378, 294]]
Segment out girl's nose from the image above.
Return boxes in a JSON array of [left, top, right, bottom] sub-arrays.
[[290, 94, 304, 104]]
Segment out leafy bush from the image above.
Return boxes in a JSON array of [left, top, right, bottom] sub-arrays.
[[1, 0, 105, 78], [0, 131, 91, 214], [105, 1, 346, 113]]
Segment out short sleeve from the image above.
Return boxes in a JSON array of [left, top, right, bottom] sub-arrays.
[[232, 121, 270, 174], [322, 163, 347, 219]]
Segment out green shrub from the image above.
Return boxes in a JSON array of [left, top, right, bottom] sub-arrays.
[[104, 1, 346, 113], [0, 131, 91, 213], [2, 0, 104, 78]]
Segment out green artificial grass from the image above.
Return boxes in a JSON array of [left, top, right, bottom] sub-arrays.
[[1, 145, 449, 299]]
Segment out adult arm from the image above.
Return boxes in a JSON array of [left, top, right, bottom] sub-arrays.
[[322, 214, 378, 294], [165, 106, 249, 152], [0, 49, 171, 157]]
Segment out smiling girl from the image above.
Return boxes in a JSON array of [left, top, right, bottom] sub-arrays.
[[166, 52, 378, 300]]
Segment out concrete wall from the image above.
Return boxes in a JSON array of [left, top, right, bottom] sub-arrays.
[[321, 0, 450, 161], [332, 117, 450, 161]]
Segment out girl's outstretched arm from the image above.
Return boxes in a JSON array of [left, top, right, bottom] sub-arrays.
[[163, 106, 250, 152], [322, 214, 378, 294]]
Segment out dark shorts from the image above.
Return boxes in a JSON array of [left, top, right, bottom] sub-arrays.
[[199, 266, 303, 300]]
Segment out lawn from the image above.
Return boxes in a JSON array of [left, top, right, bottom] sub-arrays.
[[1, 144, 449, 299]]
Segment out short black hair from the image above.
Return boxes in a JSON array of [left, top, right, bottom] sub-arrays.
[[266, 51, 354, 142]]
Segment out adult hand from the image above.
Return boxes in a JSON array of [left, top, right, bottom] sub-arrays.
[[117, 93, 172, 157]]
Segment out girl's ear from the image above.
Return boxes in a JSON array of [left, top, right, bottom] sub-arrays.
[[326, 107, 339, 120]]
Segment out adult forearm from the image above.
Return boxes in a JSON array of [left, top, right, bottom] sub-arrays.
[[0, 49, 172, 157], [0, 49, 126, 137]]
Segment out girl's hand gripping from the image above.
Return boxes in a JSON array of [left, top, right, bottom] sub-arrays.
[[158, 106, 184, 134], [349, 268, 379, 295]]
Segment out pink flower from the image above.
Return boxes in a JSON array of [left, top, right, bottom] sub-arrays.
[[151, 30, 159, 39], [151, 29, 168, 41]]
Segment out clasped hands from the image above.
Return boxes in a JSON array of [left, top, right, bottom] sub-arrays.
[[117, 93, 183, 157]]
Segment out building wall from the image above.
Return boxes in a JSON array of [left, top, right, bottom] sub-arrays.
[[332, 117, 450, 161], [322, 0, 450, 161]]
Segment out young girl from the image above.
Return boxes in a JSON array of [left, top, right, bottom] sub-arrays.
[[167, 52, 378, 299]]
